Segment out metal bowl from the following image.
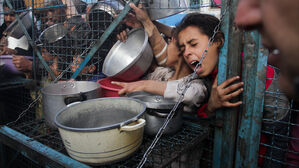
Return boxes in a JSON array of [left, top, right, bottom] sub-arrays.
[[39, 23, 68, 44], [102, 28, 153, 81], [141, 0, 188, 20], [4, 11, 33, 39]]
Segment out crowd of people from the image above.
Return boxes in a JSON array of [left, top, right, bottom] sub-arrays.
[[0, 0, 298, 167]]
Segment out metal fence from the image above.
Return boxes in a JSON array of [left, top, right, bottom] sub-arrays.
[[2, 0, 297, 167], [0, 0, 220, 167]]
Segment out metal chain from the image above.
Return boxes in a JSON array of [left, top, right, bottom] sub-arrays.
[[137, 1, 231, 167]]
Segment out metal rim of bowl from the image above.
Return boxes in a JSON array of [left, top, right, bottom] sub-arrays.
[[102, 28, 149, 77], [54, 97, 147, 132], [38, 23, 68, 44]]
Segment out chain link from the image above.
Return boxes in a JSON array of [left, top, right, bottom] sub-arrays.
[[137, 1, 231, 167]]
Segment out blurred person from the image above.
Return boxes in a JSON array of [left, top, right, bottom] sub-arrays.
[[0, 0, 35, 78], [235, 0, 299, 167]]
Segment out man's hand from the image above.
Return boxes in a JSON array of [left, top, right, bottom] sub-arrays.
[[12, 55, 32, 72]]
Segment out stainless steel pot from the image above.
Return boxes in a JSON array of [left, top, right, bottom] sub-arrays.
[[54, 97, 146, 165], [127, 91, 183, 136], [39, 23, 68, 44], [102, 28, 153, 81], [41, 81, 101, 128], [4, 11, 33, 39]]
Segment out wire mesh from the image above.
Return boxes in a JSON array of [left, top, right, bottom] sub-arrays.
[[259, 65, 299, 168], [8, 117, 208, 167], [0, 0, 223, 167]]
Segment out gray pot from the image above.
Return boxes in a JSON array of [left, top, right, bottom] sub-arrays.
[[127, 91, 183, 136], [41, 81, 101, 128], [102, 28, 153, 81], [145, 108, 183, 136], [54, 97, 146, 165]]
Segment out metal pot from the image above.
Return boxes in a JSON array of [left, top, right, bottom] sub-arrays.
[[54, 97, 146, 165], [102, 28, 153, 81], [127, 91, 183, 136], [39, 23, 68, 44], [41, 81, 101, 128], [4, 11, 33, 39], [140, 0, 188, 20]]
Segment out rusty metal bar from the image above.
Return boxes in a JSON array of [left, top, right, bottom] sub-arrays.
[[213, 0, 243, 167], [235, 31, 267, 168]]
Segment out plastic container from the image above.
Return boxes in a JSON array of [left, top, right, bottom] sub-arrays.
[[0, 55, 32, 75], [97, 78, 123, 97]]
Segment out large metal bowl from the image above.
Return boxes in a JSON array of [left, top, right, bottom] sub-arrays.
[[102, 28, 153, 81], [141, 0, 188, 20]]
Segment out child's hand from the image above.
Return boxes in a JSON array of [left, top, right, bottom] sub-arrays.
[[112, 80, 146, 95], [206, 75, 243, 115], [117, 29, 130, 42]]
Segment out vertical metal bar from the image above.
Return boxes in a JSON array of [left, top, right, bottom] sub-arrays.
[[234, 32, 267, 168], [213, 0, 242, 167], [71, 0, 141, 79]]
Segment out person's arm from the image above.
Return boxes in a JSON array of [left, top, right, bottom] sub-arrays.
[[152, 20, 173, 38], [112, 80, 167, 96], [129, 3, 168, 66], [164, 78, 208, 107], [198, 75, 243, 117]]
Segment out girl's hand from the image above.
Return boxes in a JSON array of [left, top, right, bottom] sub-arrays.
[[112, 80, 147, 95], [117, 29, 130, 42], [129, 3, 151, 23], [206, 75, 243, 115]]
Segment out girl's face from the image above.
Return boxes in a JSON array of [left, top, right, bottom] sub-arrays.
[[178, 26, 219, 77], [165, 37, 180, 67]]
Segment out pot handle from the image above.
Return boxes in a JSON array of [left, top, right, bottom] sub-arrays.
[[64, 93, 87, 105], [120, 118, 146, 132], [150, 111, 169, 118]]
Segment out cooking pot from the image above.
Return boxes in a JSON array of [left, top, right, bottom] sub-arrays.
[[41, 81, 101, 128], [4, 11, 33, 39], [102, 28, 153, 81], [127, 91, 183, 136], [86, 0, 122, 32], [54, 97, 146, 165], [38, 23, 70, 56], [140, 0, 188, 20]]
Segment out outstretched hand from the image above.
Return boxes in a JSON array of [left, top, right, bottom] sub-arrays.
[[12, 55, 32, 72], [117, 29, 130, 42], [206, 75, 243, 115], [112, 80, 147, 95]]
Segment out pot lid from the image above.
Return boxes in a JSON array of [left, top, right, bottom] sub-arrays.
[[126, 91, 176, 109]]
